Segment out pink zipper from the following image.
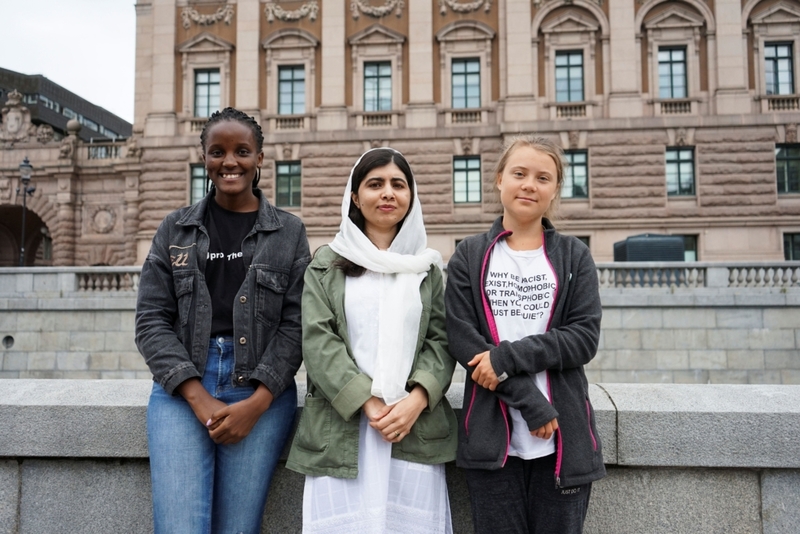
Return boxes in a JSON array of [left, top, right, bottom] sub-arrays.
[[541, 233, 564, 486], [464, 383, 478, 435]]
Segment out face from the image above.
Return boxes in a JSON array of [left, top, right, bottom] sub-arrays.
[[496, 145, 559, 225], [352, 162, 412, 237], [202, 120, 263, 200]]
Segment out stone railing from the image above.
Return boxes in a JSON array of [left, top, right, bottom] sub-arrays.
[[0, 266, 140, 297], [1, 380, 798, 533], [595, 261, 800, 289]]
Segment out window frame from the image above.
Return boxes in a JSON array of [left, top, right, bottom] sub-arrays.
[[658, 46, 688, 99], [363, 61, 393, 112], [277, 65, 306, 116], [453, 155, 482, 204], [555, 50, 585, 103], [764, 42, 795, 96], [776, 143, 800, 194], [275, 161, 302, 208], [784, 232, 800, 260], [193, 68, 221, 118], [563, 150, 589, 199], [190, 164, 207, 205], [451, 57, 481, 110], [177, 33, 233, 122], [666, 147, 696, 197]]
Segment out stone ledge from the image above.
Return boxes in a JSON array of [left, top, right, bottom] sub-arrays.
[[2, 380, 799, 469]]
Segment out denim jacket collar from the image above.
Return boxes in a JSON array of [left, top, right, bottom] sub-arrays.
[[175, 189, 284, 232]]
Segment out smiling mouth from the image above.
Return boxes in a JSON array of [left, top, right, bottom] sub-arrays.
[[220, 173, 243, 179]]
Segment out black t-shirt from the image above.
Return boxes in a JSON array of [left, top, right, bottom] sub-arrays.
[[204, 197, 258, 337]]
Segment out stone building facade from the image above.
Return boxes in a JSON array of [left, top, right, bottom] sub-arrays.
[[2, 0, 800, 266]]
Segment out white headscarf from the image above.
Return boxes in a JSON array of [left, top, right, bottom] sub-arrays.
[[330, 148, 442, 405]]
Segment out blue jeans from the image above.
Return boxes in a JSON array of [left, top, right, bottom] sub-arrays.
[[147, 337, 297, 534]]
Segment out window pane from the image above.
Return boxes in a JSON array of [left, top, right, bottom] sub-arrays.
[[453, 156, 481, 203]]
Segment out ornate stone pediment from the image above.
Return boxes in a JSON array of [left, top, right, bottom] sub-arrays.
[[750, 1, 800, 25], [262, 28, 319, 50], [644, 6, 705, 30], [0, 90, 34, 144], [436, 20, 496, 42], [349, 24, 406, 46], [541, 12, 600, 34], [177, 32, 235, 54]]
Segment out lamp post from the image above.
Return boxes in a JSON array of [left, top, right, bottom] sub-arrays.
[[17, 157, 35, 267]]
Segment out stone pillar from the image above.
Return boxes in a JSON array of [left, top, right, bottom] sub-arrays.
[[133, 0, 154, 130], [405, 0, 437, 128], [236, 0, 261, 115], [317, 0, 348, 130], [503, 0, 537, 122], [122, 173, 141, 265], [52, 173, 77, 266], [607, 0, 640, 117], [144, 0, 177, 137], [714, 0, 750, 114]]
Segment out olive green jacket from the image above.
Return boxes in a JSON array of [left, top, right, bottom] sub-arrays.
[[286, 246, 457, 479]]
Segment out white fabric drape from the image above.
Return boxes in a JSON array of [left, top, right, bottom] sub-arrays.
[[329, 148, 442, 405]]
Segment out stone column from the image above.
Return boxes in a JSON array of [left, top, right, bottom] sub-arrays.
[[607, 0, 640, 117], [317, 0, 348, 130], [236, 0, 261, 115], [144, 0, 177, 136], [133, 0, 153, 130], [405, 0, 437, 128], [52, 172, 77, 266], [122, 173, 142, 265], [503, 0, 537, 122], [714, 0, 750, 114]]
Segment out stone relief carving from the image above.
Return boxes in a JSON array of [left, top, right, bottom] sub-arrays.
[[675, 128, 687, 146], [0, 89, 34, 144], [125, 136, 142, 159], [283, 146, 293, 160], [181, 4, 234, 30], [568, 130, 580, 148], [265, 1, 319, 22], [351, 0, 404, 20], [440, 0, 492, 15], [786, 124, 798, 144], [461, 137, 473, 155], [58, 137, 76, 160], [89, 206, 117, 234], [36, 124, 54, 143]]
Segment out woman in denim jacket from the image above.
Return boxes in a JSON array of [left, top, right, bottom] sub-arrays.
[[287, 148, 457, 533], [135, 108, 310, 534]]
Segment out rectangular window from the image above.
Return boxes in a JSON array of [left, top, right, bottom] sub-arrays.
[[765, 43, 794, 95], [681, 235, 698, 261], [190, 164, 206, 205], [658, 47, 687, 99], [666, 147, 695, 196], [194, 69, 220, 118], [563, 150, 589, 198], [784, 233, 800, 260], [276, 161, 302, 208], [278, 66, 305, 115], [453, 156, 481, 203], [776, 144, 800, 194], [364, 62, 392, 112], [575, 236, 590, 248], [81, 116, 99, 132], [452, 58, 481, 109], [555, 51, 584, 102], [62, 107, 77, 120]]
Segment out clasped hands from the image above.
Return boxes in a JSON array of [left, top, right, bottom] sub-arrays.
[[362, 386, 428, 443], [469, 351, 559, 440]]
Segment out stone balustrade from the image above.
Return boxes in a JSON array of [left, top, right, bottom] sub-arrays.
[[1, 380, 798, 533]]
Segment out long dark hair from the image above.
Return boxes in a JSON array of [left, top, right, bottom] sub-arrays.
[[335, 148, 415, 277], [200, 107, 264, 194]]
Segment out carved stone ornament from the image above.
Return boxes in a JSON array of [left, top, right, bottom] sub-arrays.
[[36, 124, 54, 143], [283, 146, 293, 160], [125, 136, 142, 159], [568, 130, 580, 148], [675, 128, 687, 147], [0, 89, 33, 144], [265, 1, 319, 23], [181, 4, 234, 30], [370, 139, 383, 148], [351, 0, 404, 20], [786, 124, 798, 144], [58, 137, 76, 160], [461, 137, 473, 155], [534, 0, 602, 6], [89, 206, 117, 234], [440, 0, 492, 15]]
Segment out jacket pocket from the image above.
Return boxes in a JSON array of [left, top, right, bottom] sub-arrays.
[[293, 396, 331, 453], [416, 402, 451, 443], [255, 268, 289, 326], [173, 273, 194, 327]]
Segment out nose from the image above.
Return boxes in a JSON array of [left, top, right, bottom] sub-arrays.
[[222, 151, 237, 168], [381, 183, 395, 199], [521, 176, 537, 191]]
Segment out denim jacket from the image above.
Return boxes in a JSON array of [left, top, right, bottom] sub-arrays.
[[286, 246, 457, 478], [135, 190, 311, 397]]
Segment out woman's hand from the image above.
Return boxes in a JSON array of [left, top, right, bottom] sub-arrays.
[[369, 386, 428, 443], [362, 396, 390, 422], [207, 384, 274, 445], [530, 417, 559, 440], [469, 351, 500, 390], [177, 378, 227, 428]]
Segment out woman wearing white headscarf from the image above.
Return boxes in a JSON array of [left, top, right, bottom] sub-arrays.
[[287, 148, 457, 533]]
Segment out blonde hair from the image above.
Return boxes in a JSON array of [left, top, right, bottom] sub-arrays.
[[493, 135, 566, 220]]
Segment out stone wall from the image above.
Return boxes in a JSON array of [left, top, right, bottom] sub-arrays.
[[1, 380, 798, 533], [2, 268, 799, 383]]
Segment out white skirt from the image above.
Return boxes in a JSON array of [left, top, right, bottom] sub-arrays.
[[302, 412, 452, 534]]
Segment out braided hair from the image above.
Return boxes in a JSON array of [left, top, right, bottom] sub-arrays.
[[200, 107, 264, 193]]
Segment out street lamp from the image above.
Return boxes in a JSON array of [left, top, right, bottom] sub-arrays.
[[17, 157, 35, 267]]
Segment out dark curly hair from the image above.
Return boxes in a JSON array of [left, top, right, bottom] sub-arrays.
[[200, 107, 264, 193]]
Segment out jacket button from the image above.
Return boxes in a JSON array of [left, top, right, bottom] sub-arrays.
[[237, 375, 245, 384], [239, 337, 247, 345], [240, 295, 247, 303]]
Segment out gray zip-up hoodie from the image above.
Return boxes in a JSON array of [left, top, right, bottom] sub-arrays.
[[445, 216, 605, 488]]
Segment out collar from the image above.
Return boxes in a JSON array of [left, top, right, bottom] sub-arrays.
[[176, 189, 283, 232]]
